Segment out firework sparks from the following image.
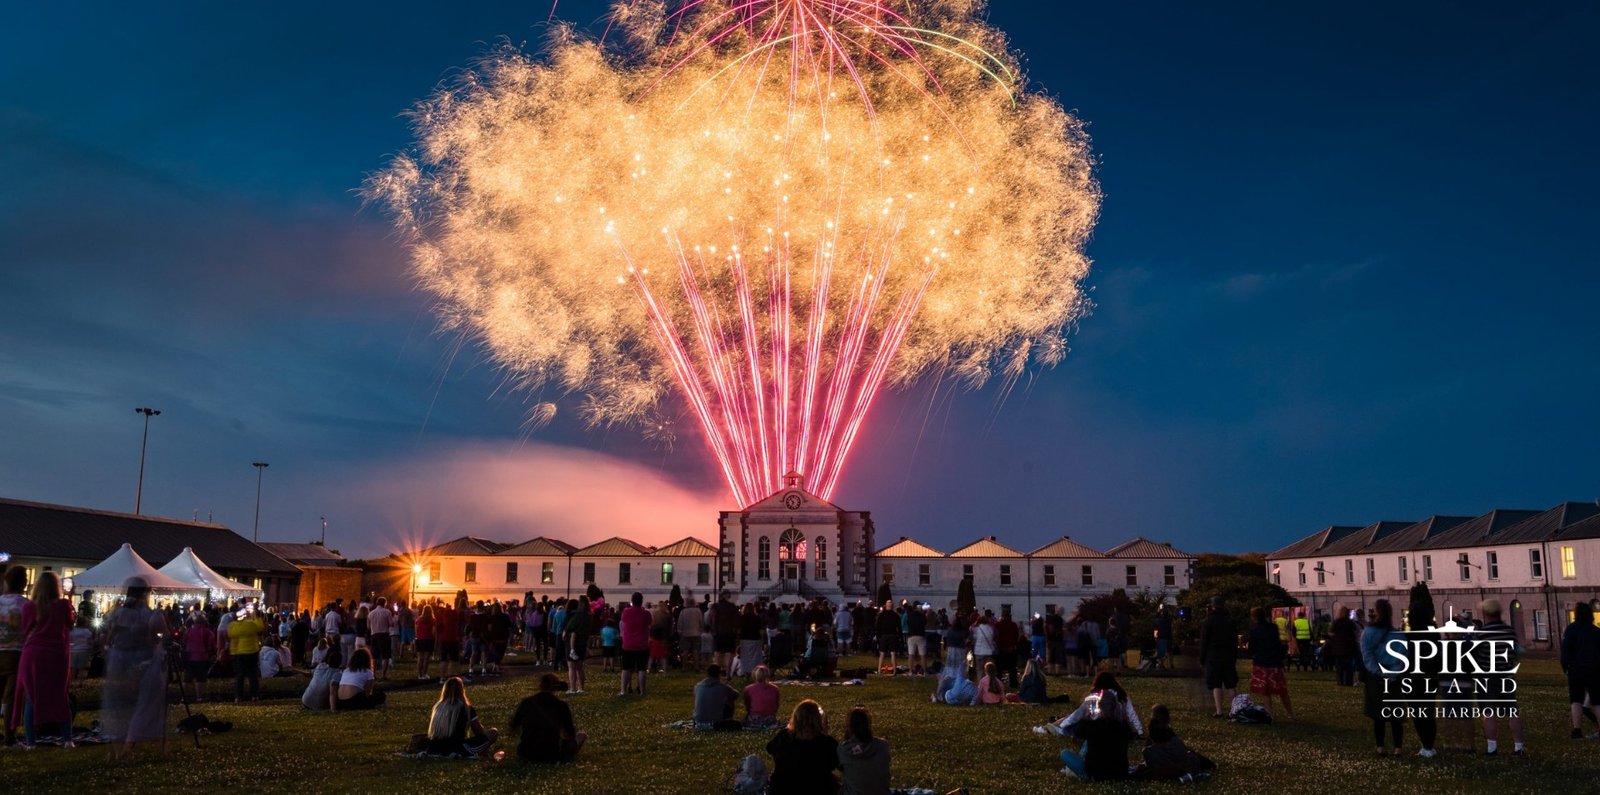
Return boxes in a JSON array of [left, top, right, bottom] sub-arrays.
[[369, 0, 1099, 506]]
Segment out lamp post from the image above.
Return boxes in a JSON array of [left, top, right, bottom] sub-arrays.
[[133, 407, 161, 514], [251, 461, 269, 542]]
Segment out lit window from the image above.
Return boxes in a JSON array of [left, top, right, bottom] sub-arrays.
[[428, 562, 441, 582], [464, 562, 477, 583], [542, 562, 554, 584], [1043, 565, 1056, 586], [661, 563, 673, 585], [1562, 546, 1576, 579]]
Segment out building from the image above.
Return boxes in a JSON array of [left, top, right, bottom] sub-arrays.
[[0, 496, 301, 608], [390, 475, 1195, 614], [1266, 501, 1600, 651], [258, 542, 364, 614]]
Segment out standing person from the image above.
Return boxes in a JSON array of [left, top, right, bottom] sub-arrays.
[[712, 592, 740, 673], [1044, 606, 1066, 676], [1199, 597, 1238, 719], [618, 593, 650, 696], [943, 612, 970, 681], [486, 602, 512, 676], [1106, 606, 1128, 671], [1245, 607, 1294, 721], [677, 601, 703, 670], [738, 602, 766, 676], [1562, 601, 1600, 740], [339, 604, 359, 664], [183, 612, 217, 703], [368, 597, 394, 680], [511, 673, 587, 762], [464, 602, 489, 678], [1293, 610, 1314, 670], [290, 610, 310, 667], [435, 598, 460, 681], [1475, 599, 1525, 755], [69, 613, 98, 680], [397, 601, 415, 659], [424, 677, 499, 757], [414, 603, 436, 680], [971, 611, 997, 677], [527, 602, 549, 665], [14, 571, 73, 747], [227, 604, 265, 703], [1360, 598, 1406, 756], [833, 601, 854, 656], [562, 595, 591, 694], [766, 699, 840, 795], [874, 601, 901, 674], [1152, 605, 1173, 670], [1328, 604, 1360, 687], [102, 577, 169, 760], [995, 608, 1020, 686], [837, 705, 890, 795], [0, 565, 30, 746]]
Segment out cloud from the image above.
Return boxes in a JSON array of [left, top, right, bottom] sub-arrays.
[[317, 441, 725, 557]]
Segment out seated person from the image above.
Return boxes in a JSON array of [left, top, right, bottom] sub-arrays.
[[259, 637, 294, 677], [694, 664, 743, 730], [837, 705, 889, 795], [302, 649, 343, 711], [1137, 704, 1215, 781], [311, 636, 331, 666], [796, 628, 834, 679], [1018, 658, 1074, 705], [1041, 672, 1143, 735], [976, 661, 1008, 704], [1060, 689, 1139, 781], [510, 673, 586, 763], [332, 648, 387, 710], [743, 665, 781, 729], [425, 677, 499, 757], [935, 671, 978, 705], [766, 699, 839, 795]]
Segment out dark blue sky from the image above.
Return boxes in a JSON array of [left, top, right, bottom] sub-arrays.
[[3, 2, 1596, 559]]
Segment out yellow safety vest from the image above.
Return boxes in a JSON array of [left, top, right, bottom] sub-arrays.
[[1275, 616, 1290, 642], [1293, 617, 1311, 641]]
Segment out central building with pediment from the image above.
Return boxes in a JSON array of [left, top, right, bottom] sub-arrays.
[[717, 472, 876, 602]]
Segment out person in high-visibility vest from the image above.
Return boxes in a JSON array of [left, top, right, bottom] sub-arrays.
[[1293, 613, 1314, 669]]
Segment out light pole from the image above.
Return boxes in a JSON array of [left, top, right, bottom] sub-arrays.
[[411, 563, 422, 606], [133, 407, 161, 514], [251, 462, 269, 542]]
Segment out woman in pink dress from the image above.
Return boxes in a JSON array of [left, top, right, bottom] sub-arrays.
[[16, 571, 74, 747]]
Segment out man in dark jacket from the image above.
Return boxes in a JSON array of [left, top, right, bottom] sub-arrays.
[[1198, 597, 1238, 718], [1561, 601, 1600, 739], [995, 608, 1021, 686], [510, 673, 586, 762]]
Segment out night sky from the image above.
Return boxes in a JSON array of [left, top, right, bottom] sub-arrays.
[[3, 2, 1596, 559]]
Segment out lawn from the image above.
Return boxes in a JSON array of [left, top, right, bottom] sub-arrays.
[[3, 654, 1595, 794]]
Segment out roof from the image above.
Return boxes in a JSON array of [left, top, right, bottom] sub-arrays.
[[1361, 516, 1475, 554], [422, 536, 514, 557], [1494, 502, 1600, 544], [1267, 526, 1364, 559], [1417, 509, 1542, 550], [874, 537, 946, 558], [651, 537, 719, 557], [572, 537, 654, 557], [1555, 511, 1600, 542], [496, 537, 579, 557], [1318, 521, 1416, 557], [258, 542, 346, 566], [1105, 538, 1192, 559], [948, 537, 1025, 558], [0, 497, 297, 574], [1029, 536, 1107, 558]]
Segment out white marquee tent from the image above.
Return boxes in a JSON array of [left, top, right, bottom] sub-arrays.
[[73, 542, 207, 598], [158, 546, 263, 600]]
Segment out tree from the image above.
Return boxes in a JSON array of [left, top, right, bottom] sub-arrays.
[[669, 584, 684, 609], [876, 580, 892, 607], [1177, 573, 1297, 644], [1407, 581, 1436, 629], [956, 575, 976, 621]]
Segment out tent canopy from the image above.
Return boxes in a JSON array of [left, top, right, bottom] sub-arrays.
[[158, 546, 263, 599], [74, 543, 207, 595]]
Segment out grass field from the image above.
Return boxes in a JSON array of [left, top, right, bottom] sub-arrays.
[[3, 654, 1595, 794]]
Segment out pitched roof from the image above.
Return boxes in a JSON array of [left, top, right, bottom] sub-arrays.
[[1028, 536, 1106, 558], [573, 537, 654, 557], [0, 497, 298, 574], [652, 537, 718, 557], [1494, 502, 1600, 544], [1555, 511, 1600, 542], [422, 536, 514, 557], [1417, 509, 1542, 550], [1267, 526, 1364, 559], [1318, 521, 1416, 557], [258, 542, 346, 566], [1362, 516, 1475, 554], [496, 537, 579, 557], [1105, 538, 1192, 559], [875, 537, 946, 558], [948, 537, 1024, 558]]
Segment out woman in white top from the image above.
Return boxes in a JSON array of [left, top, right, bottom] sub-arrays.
[[971, 611, 998, 675], [333, 648, 386, 710]]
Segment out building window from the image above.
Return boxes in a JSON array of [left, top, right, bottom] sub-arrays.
[[1164, 565, 1177, 587], [815, 536, 827, 580], [661, 563, 673, 585], [1561, 546, 1577, 579], [1486, 551, 1499, 580], [1529, 549, 1543, 579], [1000, 565, 1012, 586], [758, 538, 772, 580], [582, 562, 595, 583], [779, 528, 807, 561], [506, 562, 519, 584], [881, 563, 894, 584], [1297, 562, 1306, 586], [697, 563, 711, 586], [1366, 558, 1375, 585], [722, 540, 736, 583], [1533, 609, 1549, 641], [428, 562, 441, 583], [1272, 565, 1280, 586], [619, 562, 632, 584], [464, 562, 477, 583], [1316, 563, 1325, 586], [540, 562, 553, 584], [1000, 604, 1012, 617], [918, 564, 931, 586], [1458, 553, 1471, 581], [1399, 556, 1408, 582], [1344, 559, 1354, 585], [1125, 566, 1137, 587], [1422, 555, 1432, 581], [962, 564, 974, 580], [1043, 565, 1056, 586], [1081, 565, 1093, 586]]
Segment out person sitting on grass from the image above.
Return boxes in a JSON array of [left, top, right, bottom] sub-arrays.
[[302, 649, 342, 711], [332, 648, 386, 710], [1018, 657, 1075, 705], [976, 661, 1007, 704], [510, 673, 586, 763], [1059, 689, 1138, 781], [424, 676, 499, 757], [1136, 704, 1215, 782], [934, 664, 979, 706], [837, 705, 890, 795], [1036, 672, 1142, 736], [694, 664, 743, 731], [743, 665, 781, 729], [796, 626, 833, 680], [767, 699, 840, 794], [259, 635, 295, 678]]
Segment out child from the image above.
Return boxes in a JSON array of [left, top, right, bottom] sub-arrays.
[[600, 619, 621, 672], [648, 624, 670, 674], [977, 661, 1007, 704]]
